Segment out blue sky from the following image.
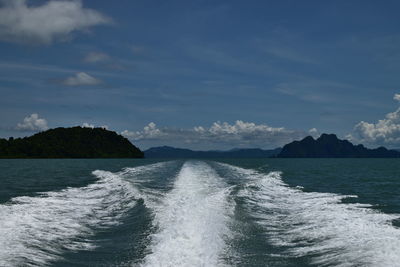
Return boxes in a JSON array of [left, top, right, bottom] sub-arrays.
[[1, 0, 400, 149]]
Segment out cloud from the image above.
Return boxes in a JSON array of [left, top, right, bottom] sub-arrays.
[[82, 122, 108, 129], [0, 0, 111, 44], [82, 122, 95, 128], [61, 72, 102, 86], [347, 94, 400, 147], [308, 128, 320, 138], [16, 113, 48, 132], [122, 120, 307, 149], [121, 122, 165, 140], [84, 52, 110, 63], [83, 51, 125, 70]]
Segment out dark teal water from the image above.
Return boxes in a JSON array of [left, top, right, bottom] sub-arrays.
[[1, 158, 400, 266]]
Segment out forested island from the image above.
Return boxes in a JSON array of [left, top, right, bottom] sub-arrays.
[[1, 128, 398, 159], [145, 134, 400, 158], [277, 133, 400, 158], [0, 127, 143, 158]]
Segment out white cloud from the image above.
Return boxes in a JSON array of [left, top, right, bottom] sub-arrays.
[[308, 128, 320, 138], [61, 72, 102, 86], [16, 113, 48, 132], [122, 120, 306, 149], [0, 0, 111, 44], [348, 94, 400, 147], [82, 122, 95, 128], [121, 122, 164, 140], [84, 52, 110, 63], [82, 122, 108, 129]]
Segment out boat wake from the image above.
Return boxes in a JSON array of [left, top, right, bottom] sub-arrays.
[[142, 161, 235, 267], [217, 163, 400, 267], [2, 160, 400, 267], [0, 162, 168, 267]]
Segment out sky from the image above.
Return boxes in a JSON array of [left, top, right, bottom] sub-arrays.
[[1, 0, 400, 150]]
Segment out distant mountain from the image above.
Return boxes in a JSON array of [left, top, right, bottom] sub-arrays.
[[144, 146, 281, 158], [0, 127, 144, 158], [278, 133, 400, 158]]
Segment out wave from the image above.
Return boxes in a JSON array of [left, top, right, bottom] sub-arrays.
[[218, 163, 400, 267], [0, 162, 168, 267], [142, 161, 234, 267]]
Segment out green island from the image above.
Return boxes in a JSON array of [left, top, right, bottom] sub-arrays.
[[0, 127, 143, 158]]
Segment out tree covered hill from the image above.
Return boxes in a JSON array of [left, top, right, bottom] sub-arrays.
[[0, 127, 144, 158], [278, 133, 400, 158]]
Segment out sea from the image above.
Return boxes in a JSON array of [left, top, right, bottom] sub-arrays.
[[1, 158, 400, 267]]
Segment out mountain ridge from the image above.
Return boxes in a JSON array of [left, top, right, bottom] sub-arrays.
[[278, 133, 400, 158]]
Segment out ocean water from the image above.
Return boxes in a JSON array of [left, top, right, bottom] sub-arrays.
[[1, 158, 400, 267]]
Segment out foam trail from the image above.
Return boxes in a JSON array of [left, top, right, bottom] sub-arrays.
[[219, 163, 400, 267], [142, 161, 234, 267], [120, 161, 173, 180], [0, 162, 166, 267]]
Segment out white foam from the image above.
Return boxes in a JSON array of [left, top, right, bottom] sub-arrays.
[[121, 161, 173, 179], [220, 163, 400, 267], [120, 161, 180, 206], [0, 163, 159, 267], [142, 161, 234, 267]]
